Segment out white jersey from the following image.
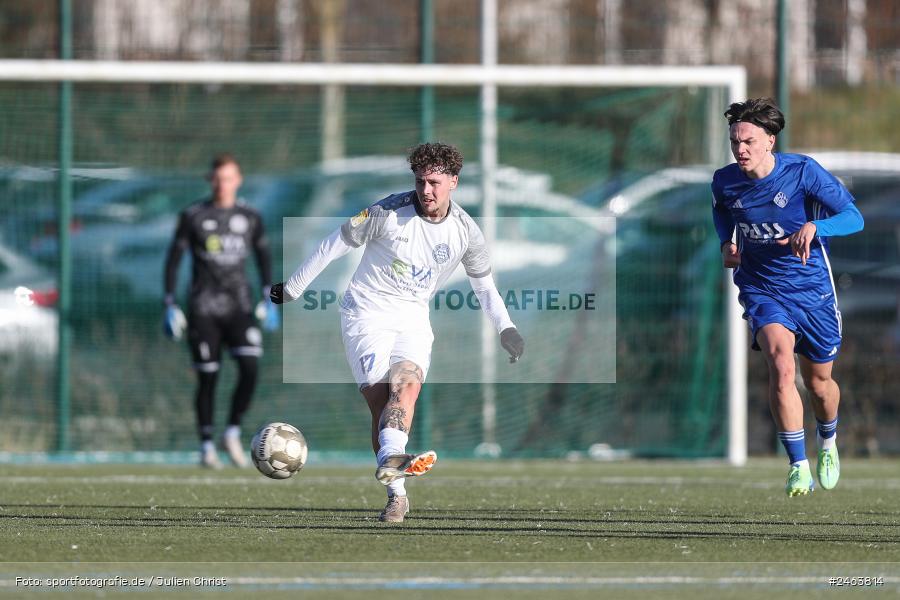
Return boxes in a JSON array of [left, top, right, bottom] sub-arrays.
[[283, 190, 516, 386], [338, 191, 491, 320]]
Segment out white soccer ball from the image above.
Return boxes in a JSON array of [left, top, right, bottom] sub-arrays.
[[250, 422, 308, 479]]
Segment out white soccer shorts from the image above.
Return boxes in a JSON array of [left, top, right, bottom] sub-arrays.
[[340, 310, 433, 389]]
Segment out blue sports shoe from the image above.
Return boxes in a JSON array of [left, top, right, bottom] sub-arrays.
[[786, 463, 814, 497], [817, 446, 840, 490]]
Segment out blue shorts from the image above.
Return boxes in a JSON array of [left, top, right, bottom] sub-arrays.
[[739, 292, 842, 363]]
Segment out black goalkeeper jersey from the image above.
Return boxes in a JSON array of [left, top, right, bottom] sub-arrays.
[[164, 199, 272, 317]]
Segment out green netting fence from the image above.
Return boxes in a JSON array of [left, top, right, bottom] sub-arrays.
[[0, 82, 729, 460]]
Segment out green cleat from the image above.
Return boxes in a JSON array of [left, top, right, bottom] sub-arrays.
[[817, 446, 840, 490], [786, 463, 814, 497]]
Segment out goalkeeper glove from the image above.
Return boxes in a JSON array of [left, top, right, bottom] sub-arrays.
[[269, 282, 285, 305], [255, 286, 281, 331], [500, 327, 525, 363], [163, 304, 187, 341]]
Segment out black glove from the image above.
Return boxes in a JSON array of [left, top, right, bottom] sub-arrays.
[[269, 282, 285, 305], [500, 327, 525, 363]]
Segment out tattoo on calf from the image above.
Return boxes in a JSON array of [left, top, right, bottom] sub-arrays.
[[380, 405, 408, 433], [390, 362, 424, 386], [404, 366, 424, 382], [379, 362, 421, 434]]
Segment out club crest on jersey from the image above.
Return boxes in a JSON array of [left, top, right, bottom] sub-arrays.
[[350, 208, 369, 227], [432, 243, 451, 264], [229, 214, 249, 234], [773, 191, 788, 208], [339, 290, 357, 310]]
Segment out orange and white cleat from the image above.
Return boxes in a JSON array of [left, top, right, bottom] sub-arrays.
[[375, 450, 437, 485]]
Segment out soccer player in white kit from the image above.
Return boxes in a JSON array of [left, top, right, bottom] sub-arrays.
[[270, 143, 524, 522]]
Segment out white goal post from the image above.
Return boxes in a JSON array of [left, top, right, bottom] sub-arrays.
[[0, 60, 744, 89], [0, 59, 748, 465]]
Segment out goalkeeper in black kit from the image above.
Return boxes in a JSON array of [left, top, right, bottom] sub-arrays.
[[163, 153, 279, 468]]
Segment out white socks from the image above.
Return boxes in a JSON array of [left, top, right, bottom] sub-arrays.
[[816, 417, 838, 451], [223, 425, 241, 440], [386, 478, 407, 498], [377, 428, 408, 498], [817, 431, 837, 451]]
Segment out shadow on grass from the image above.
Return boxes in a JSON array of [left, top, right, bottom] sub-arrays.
[[3, 505, 899, 544]]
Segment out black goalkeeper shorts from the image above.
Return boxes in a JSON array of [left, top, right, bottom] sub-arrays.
[[187, 312, 262, 372]]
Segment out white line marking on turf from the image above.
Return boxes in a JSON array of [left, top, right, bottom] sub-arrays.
[[217, 575, 843, 588], [0, 575, 855, 589], [0, 475, 327, 485], [2, 475, 900, 489]]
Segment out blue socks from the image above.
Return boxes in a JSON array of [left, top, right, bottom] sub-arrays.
[[778, 417, 838, 464], [816, 416, 838, 450], [778, 429, 806, 465]]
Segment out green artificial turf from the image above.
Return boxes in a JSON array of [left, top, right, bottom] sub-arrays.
[[0, 459, 897, 598]]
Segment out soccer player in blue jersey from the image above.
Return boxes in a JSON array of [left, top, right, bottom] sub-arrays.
[[711, 98, 864, 497]]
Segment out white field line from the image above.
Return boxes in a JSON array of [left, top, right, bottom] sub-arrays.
[[2, 475, 900, 489], [0, 574, 857, 589], [227, 574, 872, 587]]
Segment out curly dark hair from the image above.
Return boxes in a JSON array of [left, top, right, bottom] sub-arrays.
[[724, 98, 785, 136], [210, 152, 240, 171], [407, 142, 463, 176]]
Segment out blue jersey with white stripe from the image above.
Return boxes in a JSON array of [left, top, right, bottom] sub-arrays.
[[711, 153, 855, 309]]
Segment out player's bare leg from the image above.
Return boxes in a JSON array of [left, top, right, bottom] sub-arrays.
[[799, 357, 839, 422], [365, 360, 437, 522], [362, 383, 389, 453], [800, 357, 841, 490], [758, 324, 803, 431], [758, 324, 813, 496], [373, 359, 438, 484], [376, 360, 436, 484], [380, 360, 422, 432], [363, 382, 406, 521]]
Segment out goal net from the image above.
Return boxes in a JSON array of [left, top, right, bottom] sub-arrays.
[[0, 61, 746, 462]]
